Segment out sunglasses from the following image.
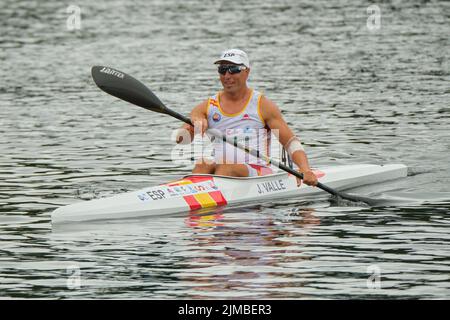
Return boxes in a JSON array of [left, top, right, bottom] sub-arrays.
[[218, 64, 247, 75]]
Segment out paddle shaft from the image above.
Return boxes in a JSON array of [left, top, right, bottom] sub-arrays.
[[172, 110, 345, 197]]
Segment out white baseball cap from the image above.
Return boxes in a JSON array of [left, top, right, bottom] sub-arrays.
[[214, 49, 250, 68]]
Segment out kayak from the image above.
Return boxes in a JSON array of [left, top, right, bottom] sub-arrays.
[[51, 163, 407, 224]]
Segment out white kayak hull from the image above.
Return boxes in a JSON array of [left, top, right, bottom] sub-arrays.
[[51, 164, 408, 224]]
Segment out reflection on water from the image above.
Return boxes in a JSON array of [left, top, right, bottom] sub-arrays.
[[1, 0, 449, 298], [47, 206, 323, 299], [181, 208, 321, 299]]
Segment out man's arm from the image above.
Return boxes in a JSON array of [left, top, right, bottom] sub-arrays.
[[260, 96, 317, 186], [176, 99, 209, 144]]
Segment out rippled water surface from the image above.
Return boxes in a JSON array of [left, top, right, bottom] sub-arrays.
[[1, 0, 449, 299]]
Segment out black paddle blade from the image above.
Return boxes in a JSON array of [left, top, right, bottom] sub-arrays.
[[336, 192, 385, 207], [91, 66, 167, 114]]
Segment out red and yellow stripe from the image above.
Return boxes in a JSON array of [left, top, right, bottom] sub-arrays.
[[165, 176, 227, 211]]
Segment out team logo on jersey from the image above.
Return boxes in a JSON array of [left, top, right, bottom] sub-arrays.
[[210, 99, 220, 107], [242, 114, 251, 120], [212, 112, 222, 122]]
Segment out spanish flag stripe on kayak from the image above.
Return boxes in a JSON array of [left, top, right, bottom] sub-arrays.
[[183, 195, 202, 211], [208, 190, 227, 206], [167, 180, 192, 186], [192, 192, 217, 208], [165, 176, 228, 210]]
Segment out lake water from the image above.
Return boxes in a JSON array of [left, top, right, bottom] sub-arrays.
[[0, 0, 449, 299]]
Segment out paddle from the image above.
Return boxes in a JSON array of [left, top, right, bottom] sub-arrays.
[[91, 65, 383, 206]]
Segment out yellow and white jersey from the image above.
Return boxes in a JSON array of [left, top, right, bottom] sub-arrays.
[[206, 89, 271, 165]]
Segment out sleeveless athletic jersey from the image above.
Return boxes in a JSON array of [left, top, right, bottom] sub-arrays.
[[206, 89, 271, 165]]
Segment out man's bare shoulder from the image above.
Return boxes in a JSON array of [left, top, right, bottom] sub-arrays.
[[259, 95, 281, 119], [191, 99, 210, 114]]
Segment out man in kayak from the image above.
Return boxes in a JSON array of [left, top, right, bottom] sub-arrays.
[[176, 49, 317, 186]]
